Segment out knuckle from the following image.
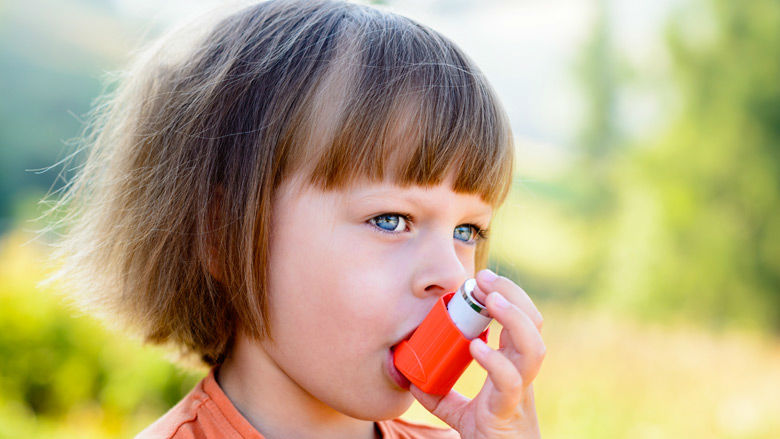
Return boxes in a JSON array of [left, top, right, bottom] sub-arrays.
[[507, 373, 524, 394]]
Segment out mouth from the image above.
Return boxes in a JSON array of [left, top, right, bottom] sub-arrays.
[[386, 346, 412, 390], [386, 327, 417, 390]]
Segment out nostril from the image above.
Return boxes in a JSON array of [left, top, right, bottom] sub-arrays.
[[424, 285, 447, 296]]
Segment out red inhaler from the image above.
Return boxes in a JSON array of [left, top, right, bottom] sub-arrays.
[[393, 279, 492, 395]]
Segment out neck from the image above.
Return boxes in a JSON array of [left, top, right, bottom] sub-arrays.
[[216, 332, 380, 439]]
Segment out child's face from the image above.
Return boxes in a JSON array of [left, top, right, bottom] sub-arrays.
[[260, 173, 493, 420]]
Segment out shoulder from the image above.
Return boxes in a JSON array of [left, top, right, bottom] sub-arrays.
[[135, 366, 251, 439], [379, 418, 461, 439], [135, 366, 262, 439]]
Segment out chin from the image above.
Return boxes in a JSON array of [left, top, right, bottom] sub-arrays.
[[343, 390, 416, 421]]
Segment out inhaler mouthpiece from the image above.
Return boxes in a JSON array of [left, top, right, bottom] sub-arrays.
[[393, 278, 493, 395]]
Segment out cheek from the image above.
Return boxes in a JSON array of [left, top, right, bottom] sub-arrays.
[[460, 246, 478, 274], [267, 224, 397, 348], [324, 246, 405, 343], [325, 234, 414, 329]]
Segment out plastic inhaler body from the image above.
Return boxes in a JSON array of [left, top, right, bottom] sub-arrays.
[[393, 279, 492, 395]]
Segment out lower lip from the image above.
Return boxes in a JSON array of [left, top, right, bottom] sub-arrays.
[[386, 347, 411, 390]]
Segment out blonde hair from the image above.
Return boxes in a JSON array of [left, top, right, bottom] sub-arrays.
[[44, 0, 514, 366]]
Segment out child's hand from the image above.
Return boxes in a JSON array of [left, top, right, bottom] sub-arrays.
[[409, 269, 545, 439]]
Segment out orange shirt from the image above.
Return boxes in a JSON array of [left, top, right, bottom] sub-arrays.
[[135, 367, 459, 439]]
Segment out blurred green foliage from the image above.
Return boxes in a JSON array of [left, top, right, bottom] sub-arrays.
[[0, 233, 202, 439], [582, 0, 780, 332], [494, 0, 780, 335]]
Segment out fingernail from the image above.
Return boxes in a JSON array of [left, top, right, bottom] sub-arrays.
[[491, 292, 511, 309], [478, 269, 498, 283]]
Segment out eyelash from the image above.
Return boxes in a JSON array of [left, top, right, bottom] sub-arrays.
[[368, 212, 490, 244]]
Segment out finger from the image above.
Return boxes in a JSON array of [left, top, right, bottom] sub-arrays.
[[471, 283, 488, 305], [486, 291, 546, 383], [470, 337, 524, 418], [409, 384, 469, 430], [476, 269, 543, 331], [476, 269, 543, 332]]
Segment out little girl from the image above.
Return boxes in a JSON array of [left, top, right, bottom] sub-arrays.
[[49, 0, 545, 437]]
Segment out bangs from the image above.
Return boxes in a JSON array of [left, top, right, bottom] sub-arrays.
[[283, 12, 514, 207]]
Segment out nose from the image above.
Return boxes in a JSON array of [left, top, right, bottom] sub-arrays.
[[410, 232, 470, 300]]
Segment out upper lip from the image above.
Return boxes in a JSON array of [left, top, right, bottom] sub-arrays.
[[391, 295, 455, 348], [391, 326, 418, 349]]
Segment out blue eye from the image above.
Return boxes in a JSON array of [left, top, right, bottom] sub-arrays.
[[369, 213, 409, 233], [454, 224, 489, 244]]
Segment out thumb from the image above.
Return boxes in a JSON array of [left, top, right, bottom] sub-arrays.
[[409, 385, 470, 429]]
